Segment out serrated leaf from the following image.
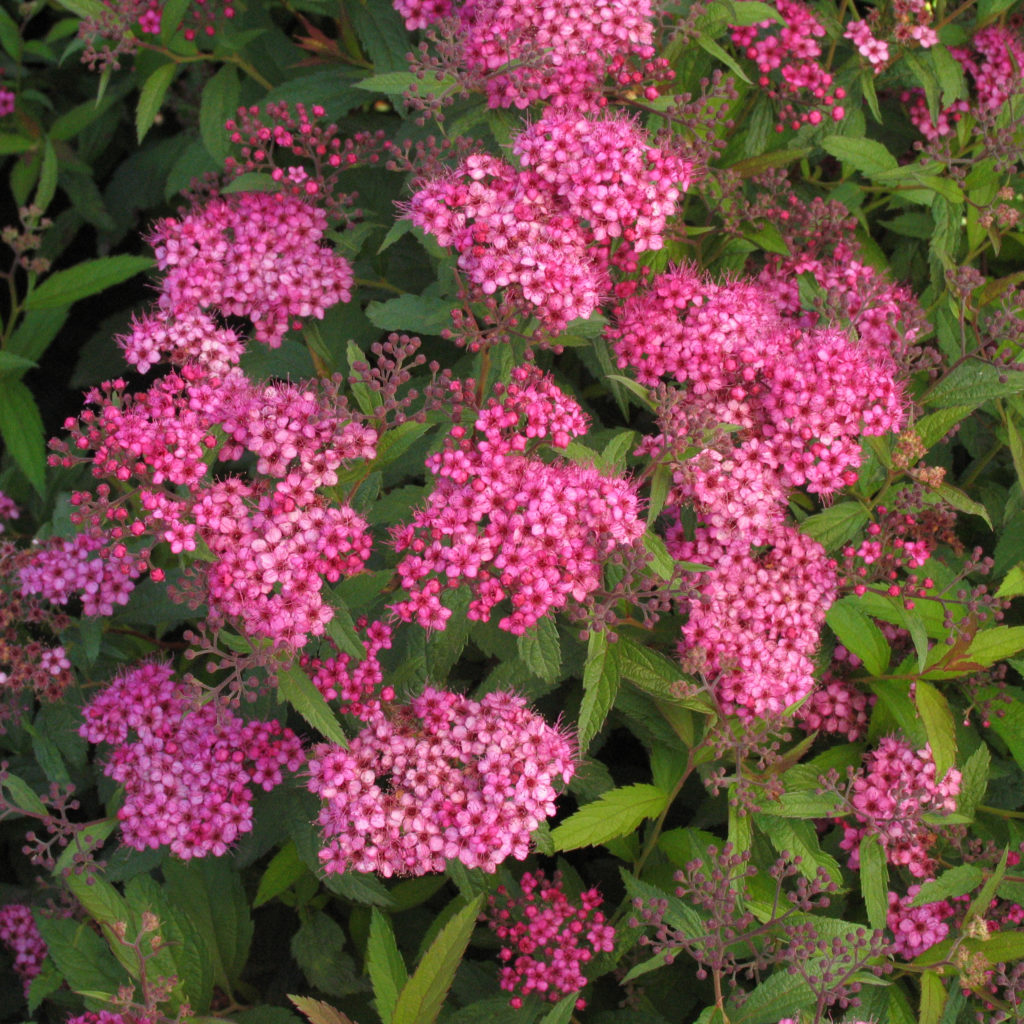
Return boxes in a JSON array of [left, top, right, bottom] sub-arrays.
[[136, 62, 177, 143], [355, 71, 454, 95], [966, 627, 1024, 667], [924, 361, 1024, 409], [277, 663, 348, 746], [612, 637, 685, 700], [919, 970, 946, 1024], [799, 501, 869, 550], [517, 617, 561, 684], [821, 135, 897, 177], [755, 814, 842, 883], [858, 832, 888, 931], [915, 681, 956, 782], [365, 292, 452, 335], [826, 597, 891, 676], [367, 909, 408, 1024], [24, 254, 153, 310], [0, 378, 46, 494], [538, 993, 578, 1024], [254, 840, 308, 908], [35, 138, 58, 212], [912, 864, 984, 906], [391, 895, 483, 1024], [957, 744, 990, 820], [997, 564, 1024, 599], [291, 912, 351, 998], [932, 483, 992, 527], [288, 995, 357, 1024], [578, 631, 619, 752], [199, 65, 240, 163], [551, 784, 669, 852]]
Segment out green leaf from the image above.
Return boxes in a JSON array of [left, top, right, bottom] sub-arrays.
[[799, 501, 869, 550], [578, 631, 619, 752], [288, 995, 358, 1024], [924, 361, 1024, 409], [695, 34, 751, 83], [355, 72, 455, 96], [34, 916, 127, 1001], [35, 138, 58, 213], [136, 62, 177, 143], [277, 663, 348, 746], [517, 617, 561, 684], [826, 597, 891, 676], [727, 963, 815, 1023], [967, 627, 1024, 667], [997, 565, 1024, 599], [199, 65, 240, 163], [913, 406, 972, 448], [291, 912, 351, 998], [957, 744, 990, 819], [912, 864, 984, 906], [0, 378, 46, 494], [538, 993, 579, 1024], [915, 681, 957, 782], [25, 254, 154, 310], [612, 637, 685, 701], [163, 858, 253, 996], [755, 814, 842, 883], [965, 929, 1024, 964], [821, 135, 897, 177], [858, 832, 888, 931], [919, 970, 947, 1024], [932, 483, 992, 528], [365, 292, 452, 335], [391, 895, 484, 1024], [254, 840, 308, 908], [551, 784, 669, 852], [367, 909, 408, 1024], [1, 772, 47, 815]]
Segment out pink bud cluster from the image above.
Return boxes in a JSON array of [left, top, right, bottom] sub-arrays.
[[124, 191, 352, 366], [303, 619, 396, 720], [396, 0, 659, 110], [886, 885, 953, 958], [308, 688, 575, 876], [841, 738, 961, 877], [81, 660, 304, 859], [730, 0, 846, 129], [391, 365, 645, 634], [485, 870, 615, 1010], [18, 530, 146, 617], [0, 903, 46, 995], [796, 675, 872, 740], [407, 110, 690, 332]]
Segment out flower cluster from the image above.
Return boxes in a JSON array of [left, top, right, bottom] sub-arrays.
[[796, 676, 872, 740], [391, 365, 645, 634], [886, 886, 953, 959], [308, 687, 575, 876], [303, 619, 395, 721], [485, 871, 615, 1009], [407, 110, 690, 332], [730, 0, 846, 129], [0, 491, 18, 532], [396, 0, 661, 110], [0, 903, 47, 995], [841, 738, 961, 877], [81, 660, 304, 858]]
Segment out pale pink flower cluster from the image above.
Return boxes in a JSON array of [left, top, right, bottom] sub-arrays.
[[845, 20, 890, 71], [19, 531, 145, 617], [730, 0, 846, 128], [0, 904, 46, 995], [407, 111, 690, 332], [308, 688, 575, 876], [796, 676, 872, 740], [81, 660, 304, 859], [121, 191, 352, 370], [0, 491, 18, 533], [485, 870, 615, 1010], [395, 0, 657, 109], [841, 738, 961, 877], [304, 619, 395, 721], [886, 885, 953, 958], [391, 365, 644, 634]]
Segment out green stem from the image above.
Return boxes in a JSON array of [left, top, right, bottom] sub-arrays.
[[633, 754, 694, 875]]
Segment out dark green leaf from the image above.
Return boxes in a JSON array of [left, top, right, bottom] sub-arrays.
[[25, 254, 154, 310], [0, 378, 46, 494], [367, 909, 408, 1024]]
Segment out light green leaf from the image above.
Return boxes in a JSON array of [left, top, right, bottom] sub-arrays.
[[966, 626, 1024, 667], [365, 292, 452, 335], [0, 378, 46, 494], [915, 681, 957, 782], [277, 663, 348, 746], [799, 501, 870, 550], [199, 65, 240, 163], [367, 909, 408, 1024], [755, 814, 842, 883], [821, 135, 897, 177], [254, 840, 308, 908], [919, 970, 946, 1024], [355, 72, 454, 96], [391, 895, 484, 1024], [551, 784, 669, 852], [932, 483, 992, 528], [578, 631, 619, 752], [956, 743, 990, 820], [826, 597, 890, 676], [858, 832, 888, 931], [912, 864, 984, 906], [517, 617, 561, 684]]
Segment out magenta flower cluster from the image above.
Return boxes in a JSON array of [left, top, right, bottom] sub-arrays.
[[841, 737, 961, 878], [81, 660, 304, 859], [407, 110, 690, 331], [886, 885, 953, 959], [485, 870, 615, 1010], [0, 904, 46, 995], [308, 688, 575, 876], [304, 618, 396, 721], [391, 365, 644, 634]]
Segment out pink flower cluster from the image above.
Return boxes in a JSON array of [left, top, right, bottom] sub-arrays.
[[0, 491, 17, 532], [19, 530, 146, 617], [841, 738, 961, 877], [845, 20, 890, 71], [395, 0, 660, 110], [67, 1013, 147, 1024], [122, 191, 352, 370], [0, 903, 46, 995], [730, 0, 846, 129], [391, 365, 644, 634], [407, 111, 690, 332], [81, 660, 304, 858], [887, 886, 953, 959], [308, 687, 575, 876], [796, 675, 872, 740], [303, 618, 396, 720], [485, 870, 615, 1010]]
